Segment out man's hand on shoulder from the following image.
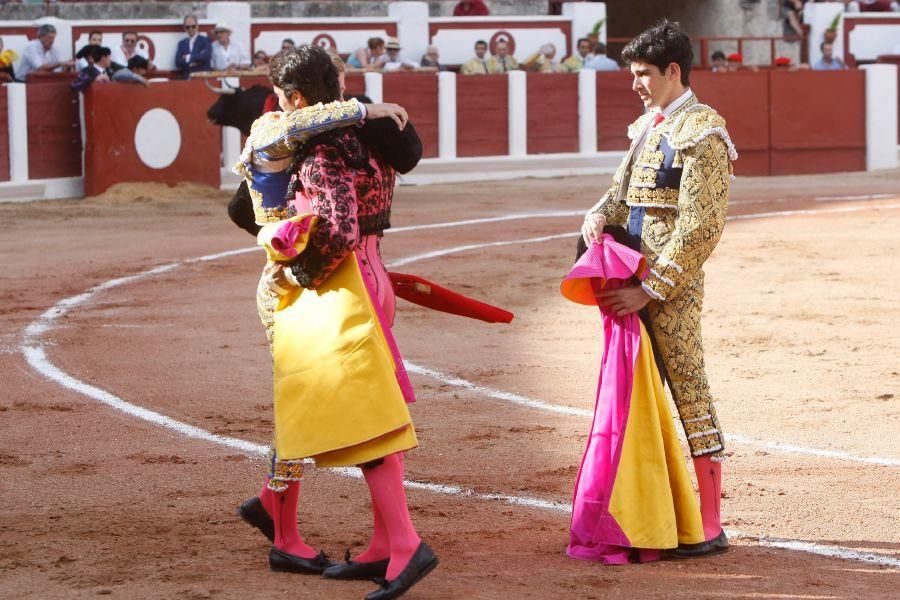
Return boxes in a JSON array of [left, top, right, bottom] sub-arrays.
[[364, 102, 408, 130]]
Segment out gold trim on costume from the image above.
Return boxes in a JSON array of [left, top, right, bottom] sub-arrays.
[[626, 187, 679, 207]]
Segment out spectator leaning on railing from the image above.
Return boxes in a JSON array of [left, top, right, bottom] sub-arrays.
[[522, 43, 560, 73], [71, 45, 113, 92], [381, 38, 419, 72], [420, 45, 445, 70], [710, 50, 728, 72], [16, 24, 75, 81], [348, 37, 387, 69], [175, 14, 212, 78], [211, 22, 249, 71], [460, 39, 490, 75]]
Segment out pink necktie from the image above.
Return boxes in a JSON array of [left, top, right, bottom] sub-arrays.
[[652, 113, 665, 128]]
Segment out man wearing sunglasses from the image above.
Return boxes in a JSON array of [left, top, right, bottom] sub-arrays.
[[111, 31, 150, 70], [175, 14, 211, 78]]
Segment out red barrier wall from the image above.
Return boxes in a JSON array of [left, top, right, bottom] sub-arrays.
[[691, 70, 771, 176], [768, 70, 866, 175], [382, 73, 439, 158], [596, 70, 642, 151], [0, 91, 9, 182], [527, 73, 578, 154], [83, 80, 221, 196], [345, 73, 366, 98], [457, 75, 509, 157], [27, 82, 82, 180]]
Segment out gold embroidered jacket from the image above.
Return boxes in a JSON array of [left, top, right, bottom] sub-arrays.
[[589, 95, 738, 301]]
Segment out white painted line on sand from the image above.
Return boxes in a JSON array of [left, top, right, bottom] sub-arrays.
[[387, 232, 576, 268]]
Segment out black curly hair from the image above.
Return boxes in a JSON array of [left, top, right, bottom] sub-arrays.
[[621, 20, 693, 86], [268, 44, 341, 106]]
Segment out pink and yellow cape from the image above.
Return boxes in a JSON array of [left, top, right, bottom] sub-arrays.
[[561, 234, 704, 564]]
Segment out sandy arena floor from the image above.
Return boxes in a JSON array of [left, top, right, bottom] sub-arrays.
[[1, 169, 899, 599]]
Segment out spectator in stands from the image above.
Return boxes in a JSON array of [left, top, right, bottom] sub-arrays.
[[710, 50, 728, 72], [348, 37, 387, 69], [584, 42, 619, 71], [783, 0, 806, 37], [0, 37, 18, 83], [522, 43, 559, 72], [487, 40, 518, 73], [175, 14, 212, 78], [381, 37, 418, 71], [727, 52, 743, 69], [561, 37, 593, 72], [211, 23, 249, 71], [111, 31, 150, 69], [16, 24, 75, 81], [125, 55, 151, 80], [813, 41, 847, 70], [252, 50, 269, 71], [281, 39, 295, 51], [453, 0, 490, 16], [460, 39, 490, 74], [774, 56, 793, 70], [420, 45, 444, 70], [71, 45, 113, 92], [76, 30, 103, 71], [845, 0, 900, 12]]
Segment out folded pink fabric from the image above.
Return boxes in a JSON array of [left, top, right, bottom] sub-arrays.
[[560, 234, 648, 306], [270, 215, 315, 258]]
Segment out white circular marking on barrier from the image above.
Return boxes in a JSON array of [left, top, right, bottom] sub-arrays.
[[134, 108, 182, 169], [16, 204, 900, 568]]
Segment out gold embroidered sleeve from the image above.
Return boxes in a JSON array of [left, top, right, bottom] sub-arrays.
[[642, 135, 729, 301], [249, 99, 364, 162]]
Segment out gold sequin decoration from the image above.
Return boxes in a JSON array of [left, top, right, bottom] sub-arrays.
[[626, 186, 680, 207], [630, 167, 658, 188]]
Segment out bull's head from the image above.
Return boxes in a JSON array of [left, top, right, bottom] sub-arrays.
[[206, 82, 272, 137]]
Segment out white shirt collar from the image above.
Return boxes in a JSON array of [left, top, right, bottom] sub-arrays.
[[656, 87, 694, 119]]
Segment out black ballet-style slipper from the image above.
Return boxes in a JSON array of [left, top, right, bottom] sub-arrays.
[[667, 530, 730, 559], [365, 541, 438, 600], [322, 550, 389, 581], [269, 548, 336, 574], [237, 496, 275, 542]]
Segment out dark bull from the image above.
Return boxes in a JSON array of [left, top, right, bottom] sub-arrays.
[[205, 81, 273, 136]]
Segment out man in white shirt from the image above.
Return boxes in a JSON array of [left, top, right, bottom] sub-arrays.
[[211, 23, 249, 71], [584, 42, 620, 71], [16, 24, 74, 81], [110, 31, 150, 68]]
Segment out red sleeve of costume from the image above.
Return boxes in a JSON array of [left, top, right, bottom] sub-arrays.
[[263, 93, 279, 114], [288, 145, 359, 289]]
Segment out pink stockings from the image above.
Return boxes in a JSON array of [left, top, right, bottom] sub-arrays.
[[693, 456, 723, 541], [267, 478, 318, 559], [361, 452, 421, 579]]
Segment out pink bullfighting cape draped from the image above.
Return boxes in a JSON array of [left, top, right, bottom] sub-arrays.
[[561, 234, 704, 564]]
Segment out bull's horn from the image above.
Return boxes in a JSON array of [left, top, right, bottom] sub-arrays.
[[204, 79, 237, 95]]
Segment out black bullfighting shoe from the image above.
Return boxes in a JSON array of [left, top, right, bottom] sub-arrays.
[[322, 550, 389, 580], [237, 496, 275, 542], [669, 530, 730, 559], [269, 548, 336, 575], [365, 542, 438, 600]]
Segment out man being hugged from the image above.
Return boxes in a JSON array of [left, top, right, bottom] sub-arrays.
[[582, 20, 737, 557]]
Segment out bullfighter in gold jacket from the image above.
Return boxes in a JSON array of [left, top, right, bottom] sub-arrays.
[[582, 21, 737, 558]]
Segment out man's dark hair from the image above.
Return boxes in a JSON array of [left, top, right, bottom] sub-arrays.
[[89, 46, 111, 62], [367, 37, 385, 50], [475, 40, 487, 48], [577, 37, 590, 46], [123, 31, 138, 40], [593, 42, 607, 55], [89, 30, 102, 39], [819, 41, 832, 52], [621, 20, 693, 85], [128, 55, 149, 70], [269, 45, 340, 106], [711, 50, 726, 61]]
